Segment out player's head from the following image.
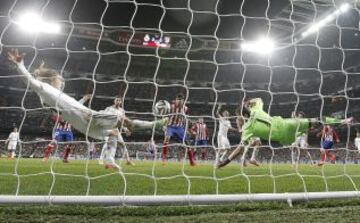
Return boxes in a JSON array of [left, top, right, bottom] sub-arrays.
[[34, 62, 64, 90], [113, 97, 123, 107], [175, 94, 184, 106], [13, 127, 18, 132], [198, 117, 204, 123], [239, 101, 250, 118], [357, 132, 360, 137], [221, 109, 230, 117]]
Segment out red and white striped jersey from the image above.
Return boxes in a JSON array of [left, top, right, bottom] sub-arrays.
[[167, 103, 189, 127], [320, 126, 339, 142], [191, 122, 208, 141], [52, 114, 72, 131]]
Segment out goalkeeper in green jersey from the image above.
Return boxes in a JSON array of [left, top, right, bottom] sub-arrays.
[[216, 98, 353, 168]]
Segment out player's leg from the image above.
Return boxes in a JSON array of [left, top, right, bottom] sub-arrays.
[[62, 131, 73, 163], [318, 140, 333, 166], [121, 117, 168, 133], [43, 142, 55, 162], [176, 128, 195, 166], [115, 129, 134, 166], [249, 139, 260, 166], [104, 146, 121, 170], [162, 127, 172, 164], [216, 143, 249, 169], [98, 139, 108, 165], [7, 143, 13, 159], [300, 139, 314, 164]]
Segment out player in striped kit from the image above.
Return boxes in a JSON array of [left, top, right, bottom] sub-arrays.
[[5, 127, 19, 159], [317, 125, 340, 166], [52, 116, 74, 163], [190, 118, 209, 161], [161, 94, 196, 166]]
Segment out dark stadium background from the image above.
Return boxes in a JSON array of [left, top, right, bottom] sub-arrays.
[[0, 0, 359, 147]]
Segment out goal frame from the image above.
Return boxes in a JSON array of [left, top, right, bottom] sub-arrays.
[[0, 191, 358, 206]]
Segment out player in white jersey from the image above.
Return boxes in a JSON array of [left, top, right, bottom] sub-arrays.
[[97, 97, 134, 166], [355, 132, 360, 151], [354, 132, 360, 163], [290, 112, 313, 166], [8, 49, 167, 151], [101, 129, 129, 170], [216, 105, 236, 164], [5, 127, 19, 159]]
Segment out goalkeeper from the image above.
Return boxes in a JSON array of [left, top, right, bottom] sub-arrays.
[[217, 98, 353, 168]]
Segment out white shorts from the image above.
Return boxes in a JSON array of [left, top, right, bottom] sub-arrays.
[[7, 143, 17, 151], [292, 137, 307, 148], [217, 135, 230, 149]]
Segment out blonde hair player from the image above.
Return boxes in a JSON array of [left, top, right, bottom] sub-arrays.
[[7, 49, 167, 166]]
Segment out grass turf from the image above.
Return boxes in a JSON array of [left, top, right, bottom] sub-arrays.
[[0, 158, 360, 195], [1, 159, 360, 222]]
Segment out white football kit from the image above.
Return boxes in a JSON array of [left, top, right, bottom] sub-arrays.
[[355, 137, 360, 151], [15, 61, 162, 141], [7, 132, 19, 151], [292, 133, 308, 148], [217, 117, 231, 149]]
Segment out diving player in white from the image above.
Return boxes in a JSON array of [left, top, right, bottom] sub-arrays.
[[216, 105, 237, 164], [7, 49, 167, 148], [5, 127, 19, 159]]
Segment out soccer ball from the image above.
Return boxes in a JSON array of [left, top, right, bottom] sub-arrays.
[[154, 100, 170, 115]]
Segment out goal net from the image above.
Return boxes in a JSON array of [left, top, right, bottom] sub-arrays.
[[0, 0, 359, 205]]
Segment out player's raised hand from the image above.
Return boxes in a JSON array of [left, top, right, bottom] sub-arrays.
[[7, 49, 25, 64], [82, 94, 92, 101]]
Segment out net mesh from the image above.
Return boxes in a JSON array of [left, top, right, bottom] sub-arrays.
[[0, 0, 359, 201]]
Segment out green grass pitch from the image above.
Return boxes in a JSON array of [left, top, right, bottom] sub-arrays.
[[0, 158, 359, 195], [1, 159, 360, 222]]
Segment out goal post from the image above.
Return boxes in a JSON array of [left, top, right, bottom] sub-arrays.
[[0, 191, 359, 206]]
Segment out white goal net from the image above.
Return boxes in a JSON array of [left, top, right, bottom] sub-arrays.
[[0, 0, 359, 205]]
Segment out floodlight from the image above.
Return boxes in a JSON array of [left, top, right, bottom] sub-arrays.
[[241, 38, 275, 55], [302, 3, 351, 37], [15, 12, 60, 34]]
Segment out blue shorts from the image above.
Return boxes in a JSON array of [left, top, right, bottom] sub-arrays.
[[321, 140, 334, 150], [195, 140, 208, 146], [54, 130, 74, 142], [166, 126, 186, 142]]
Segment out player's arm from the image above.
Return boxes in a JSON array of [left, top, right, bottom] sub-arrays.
[[8, 49, 43, 90], [122, 127, 131, 136], [333, 131, 340, 143], [216, 105, 222, 117], [78, 94, 92, 105], [205, 127, 209, 140], [236, 116, 245, 132], [5, 133, 12, 145]]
